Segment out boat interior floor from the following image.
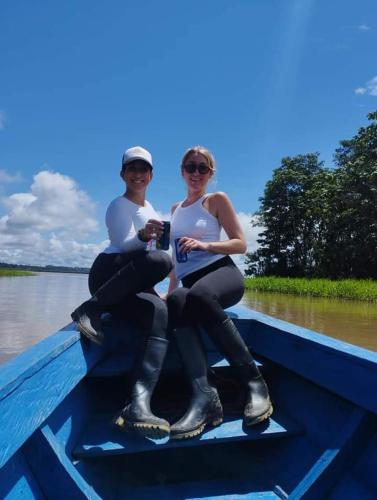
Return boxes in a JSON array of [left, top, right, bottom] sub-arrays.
[[26, 351, 376, 500]]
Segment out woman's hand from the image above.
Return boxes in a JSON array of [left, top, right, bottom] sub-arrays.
[[178, 237, 210, 253], [140, 219, 163, 241]]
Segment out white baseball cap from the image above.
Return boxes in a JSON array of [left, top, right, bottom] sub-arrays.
[[122, 146, 153, 169]]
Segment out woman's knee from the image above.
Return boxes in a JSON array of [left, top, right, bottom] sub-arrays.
[[186, 288, 225, 324], [167, 288, 188, 313], [186, 288, 214, 312], [166, 287, 189, 326], [141, 250, 173, 277]]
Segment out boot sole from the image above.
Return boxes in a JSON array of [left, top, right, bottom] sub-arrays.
[[71, 313, 104, 346], [170, 416, 223, 440], [114, 415, 170, 439], [245, 404, 274, 427]]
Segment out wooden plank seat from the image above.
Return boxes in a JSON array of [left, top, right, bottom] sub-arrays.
[[73, 409, 301, 458], [115, 480, 283, 500]]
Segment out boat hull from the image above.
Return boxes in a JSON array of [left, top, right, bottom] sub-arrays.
[[1, 306, 376, 499]]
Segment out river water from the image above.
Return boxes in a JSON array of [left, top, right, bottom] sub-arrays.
[[242, 291, 377, 352], [0, 273, 376, 365], [0, 273, 90, 364]]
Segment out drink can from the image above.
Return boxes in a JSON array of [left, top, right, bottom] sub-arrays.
[[175, 238, 188, 263], [157, 221, 170, 250]]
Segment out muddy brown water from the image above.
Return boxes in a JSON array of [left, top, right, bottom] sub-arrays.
[[241, 290, 377, 352], [0, 274, 376, 365]]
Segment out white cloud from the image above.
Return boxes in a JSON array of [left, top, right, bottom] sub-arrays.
[[355, 76, 377, 96], [2, 171, 99, 235], [0, 111, 5, 130], [0, 170, 106, 267], [0, 169, 23, 184], [0, 184, 263, 272], [236, 212, 263, 252], [357, 24, 371, 31]]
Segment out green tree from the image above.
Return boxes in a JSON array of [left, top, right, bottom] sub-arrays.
[[327, 111, 377, 278], [246, 153, 330, 276], [246, 110, 377, 279]]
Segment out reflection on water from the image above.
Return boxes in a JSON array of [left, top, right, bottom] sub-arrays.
[[0, 273, 90, 364], [241, 291, 377, 352], [1, 274, 376, 365]]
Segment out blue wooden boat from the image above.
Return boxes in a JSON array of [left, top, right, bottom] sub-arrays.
[[1, 304, 376, 499]]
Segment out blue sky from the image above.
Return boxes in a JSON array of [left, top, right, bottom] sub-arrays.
[[1, 0, 376, 267]]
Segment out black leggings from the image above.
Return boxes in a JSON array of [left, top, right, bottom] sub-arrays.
[[89, 250, 172, 339], [167, 256, 244, 329]]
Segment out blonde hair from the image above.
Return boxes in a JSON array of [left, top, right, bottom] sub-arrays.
[[180, 145, 216, 173]]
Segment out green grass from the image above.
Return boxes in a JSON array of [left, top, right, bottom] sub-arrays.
[[244, 276, 377, 302], [0, 268, 35, 277]]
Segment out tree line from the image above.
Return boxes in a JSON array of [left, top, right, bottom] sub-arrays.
[[245, 111, 377, 279], [0, 262, 90, 274]]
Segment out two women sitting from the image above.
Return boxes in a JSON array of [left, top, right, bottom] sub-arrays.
[[72, 145, 272, 440]]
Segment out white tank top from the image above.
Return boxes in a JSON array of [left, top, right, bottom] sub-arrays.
[[171, 195, 224, 280]]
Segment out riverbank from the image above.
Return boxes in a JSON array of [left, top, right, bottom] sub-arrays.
[[244, 277, 377, 302], [0, 268, 35, 277]]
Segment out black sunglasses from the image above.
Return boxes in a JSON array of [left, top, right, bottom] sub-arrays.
[[124, 163, 151, 174], [183, 162, 211, 175]]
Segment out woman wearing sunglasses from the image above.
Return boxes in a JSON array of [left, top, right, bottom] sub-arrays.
[[167, 145, 272, 440], [71, 146, 172, 438]]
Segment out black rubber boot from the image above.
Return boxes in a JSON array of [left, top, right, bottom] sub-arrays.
[[114, 336, 170, 438], [72, 252, 172, 344], [71, 298, 104, 345], [170, 327, 223, 440], [206, 317, 273, 426]]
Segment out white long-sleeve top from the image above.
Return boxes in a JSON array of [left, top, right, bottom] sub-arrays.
[[103, 195, 159, 254]]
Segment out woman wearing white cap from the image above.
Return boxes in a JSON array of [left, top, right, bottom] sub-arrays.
[[166, 145, 272, 440], [71, 146, 172, 438]]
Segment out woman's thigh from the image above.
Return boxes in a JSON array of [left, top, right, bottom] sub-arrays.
[[189, 263, 245, 311], [89, 252, 134, 294], [89, 249, 164, 295], [167, 264, 244, 327]]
